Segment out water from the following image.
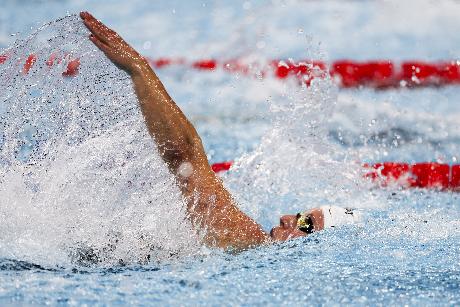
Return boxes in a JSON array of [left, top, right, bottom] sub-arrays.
[[0, 0, 459, 305]]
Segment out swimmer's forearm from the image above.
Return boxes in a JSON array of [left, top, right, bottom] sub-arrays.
[[130, 63, 208, 173], [81, 11, 205, 174]]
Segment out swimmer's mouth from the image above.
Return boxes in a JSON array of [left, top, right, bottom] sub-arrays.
[[296, 213, 314, 234]]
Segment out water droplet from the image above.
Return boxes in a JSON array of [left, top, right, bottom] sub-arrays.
[[243, 1, 252, 10], [143, 41, 151, 50], [256, 41, 266, 49]]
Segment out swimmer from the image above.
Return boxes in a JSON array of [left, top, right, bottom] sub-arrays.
[[80, 12, 360, 250]]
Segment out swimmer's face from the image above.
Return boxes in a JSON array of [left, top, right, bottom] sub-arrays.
[[270, 215, 307, 241], [270, 208, 324, 241]]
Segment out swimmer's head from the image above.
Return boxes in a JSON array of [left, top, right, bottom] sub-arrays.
[[269, 208, 324, 241]]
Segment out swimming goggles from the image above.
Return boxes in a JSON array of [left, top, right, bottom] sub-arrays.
[[296, 212, 314, 234]]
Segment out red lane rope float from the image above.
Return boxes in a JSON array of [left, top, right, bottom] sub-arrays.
[[211, 161, 460, 191], [1, 53, 80, 77], [363, 162, 454, 190], [192, 59, 218, 70], [22, 54, 37, 74], [149, 57, 186, 68], [330, 60, 460, 88], [2, 52, 460, 88], [211, 161, 234, 173], [62, 58, 80, 77]]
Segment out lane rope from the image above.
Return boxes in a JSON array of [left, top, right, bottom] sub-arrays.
[[147, 58, 460, 88], [0, 52, 80, 76], [2, 52, 460, 88], [211, 161, 460, 191]]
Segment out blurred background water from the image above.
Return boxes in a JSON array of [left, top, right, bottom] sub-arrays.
[[0, 0, 459, 305]]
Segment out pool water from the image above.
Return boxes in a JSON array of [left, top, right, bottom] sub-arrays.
[[0, 0, 459, 305]]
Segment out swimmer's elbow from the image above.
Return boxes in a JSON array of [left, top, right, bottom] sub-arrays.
[[158, 135, 207, 173], [159, 143, 192, 169]]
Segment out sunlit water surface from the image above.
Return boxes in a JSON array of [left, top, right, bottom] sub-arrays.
[[0, 1, 459, 305]]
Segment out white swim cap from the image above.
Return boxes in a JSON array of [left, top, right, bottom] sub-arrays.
[[320, 205, 362, 228]]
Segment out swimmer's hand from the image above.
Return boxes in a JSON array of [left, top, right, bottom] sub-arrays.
[[80, 12, 148, 75]]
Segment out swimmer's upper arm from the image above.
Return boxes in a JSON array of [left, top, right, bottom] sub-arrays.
[[183, 168, 270, 250], [164, 129, 268, 250]]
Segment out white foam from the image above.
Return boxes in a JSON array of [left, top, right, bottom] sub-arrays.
[[0, 15, 201, 266], [223, 76, 384, 231]]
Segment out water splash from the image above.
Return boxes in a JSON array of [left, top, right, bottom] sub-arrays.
[[0, 15, 200, 266], [224, 76, 383, 230]]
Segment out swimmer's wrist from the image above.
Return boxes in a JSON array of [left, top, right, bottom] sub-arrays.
[[129, 58, 152, 77]]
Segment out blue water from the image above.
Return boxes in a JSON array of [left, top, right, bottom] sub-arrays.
[[1, 192, 460, 305], [1, 0, 460, 305]]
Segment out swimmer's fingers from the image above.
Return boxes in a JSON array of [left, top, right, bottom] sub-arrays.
[[89, 35, 115, 58], [83, 12, 119, 38], [90, 35, 134, 69], [82, 17, 113, 47], [81, 12, 126, 49], [81, 12, 147, 73]]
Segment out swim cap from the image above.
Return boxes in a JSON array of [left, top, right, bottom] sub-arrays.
[[320, 205, 361, 228]]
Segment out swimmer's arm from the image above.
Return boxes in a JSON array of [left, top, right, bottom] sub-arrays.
[[129, 64, 270, 250], [81, 12, 270, 250], [80, 12, 207, 174]]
